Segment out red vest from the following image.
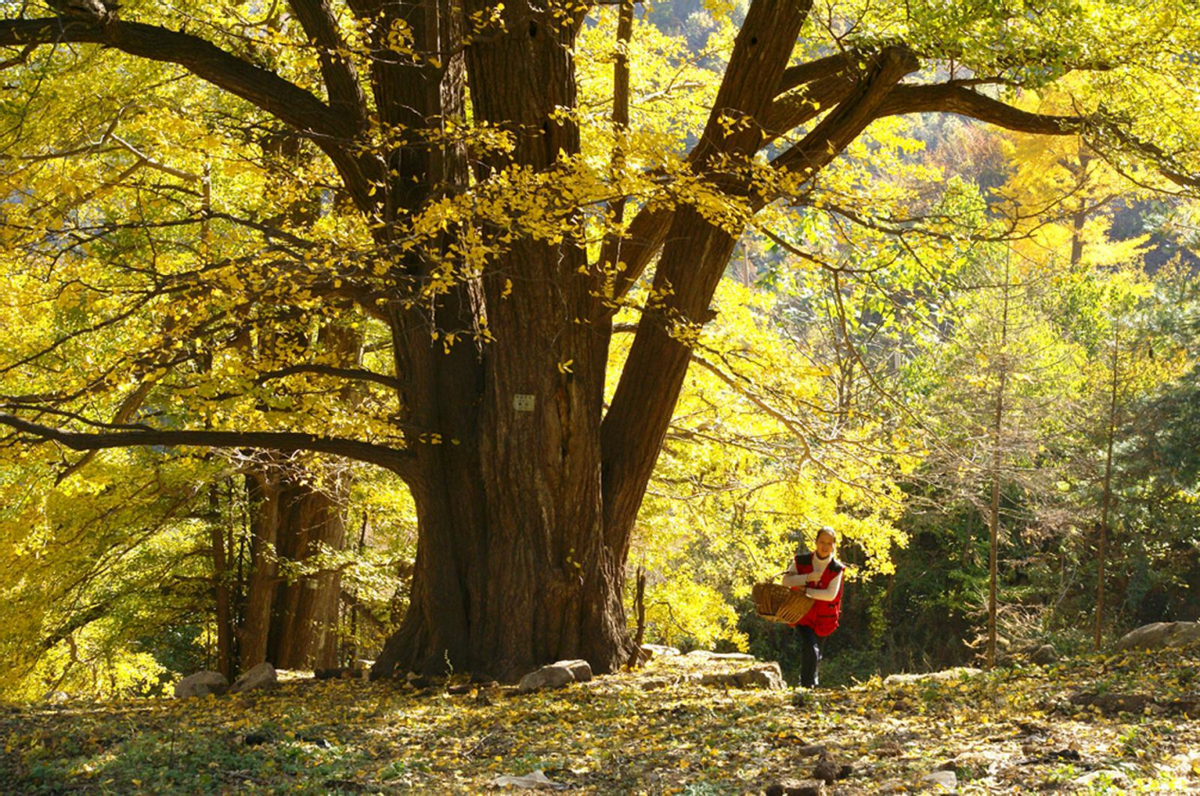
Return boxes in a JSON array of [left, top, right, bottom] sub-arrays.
[[789, 553, 844, 636]]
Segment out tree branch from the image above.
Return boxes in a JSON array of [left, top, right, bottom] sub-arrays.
[[597, 49, 876, 311], [0, 14, 387, 211], [770, 46, 920, 178], [878, 84, 1195, 192], [0, 16, 350, 141], [880, 84, 1079, 134], [255, 364, 405, 391], [763, 71, 861, 138], [0, 413, 418, 481], [286, 0, 368, 126], [601, 0, 816, 545], [776, 49, 863, 95], [878, 84, 1200, 189]]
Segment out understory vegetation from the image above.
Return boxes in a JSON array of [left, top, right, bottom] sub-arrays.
[[4, 645, 1199, 793]]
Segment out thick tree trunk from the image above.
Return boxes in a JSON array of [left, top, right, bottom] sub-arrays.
[[371, 0, 636, 682], [371, 281, 634, 681], [236, 464, 349, 673], [371, 0, 823, 683], [240, 471, 281, 671], [267, 477, 348, 670]]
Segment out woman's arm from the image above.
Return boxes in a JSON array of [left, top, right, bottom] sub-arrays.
[[805, 571, 842, 601], [781, 558, 807, 588]]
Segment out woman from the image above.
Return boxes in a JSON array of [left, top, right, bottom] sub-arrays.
[[781, 526, 844, 688]]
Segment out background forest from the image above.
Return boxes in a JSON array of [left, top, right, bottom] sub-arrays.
[[1, 0, 1198, 703]]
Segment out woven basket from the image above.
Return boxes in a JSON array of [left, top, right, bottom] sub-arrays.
[[753, 583, 814, 625]]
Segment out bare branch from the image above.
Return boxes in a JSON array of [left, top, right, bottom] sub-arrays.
[[0, 41, 34, 70], [54, 380, 155, 484]]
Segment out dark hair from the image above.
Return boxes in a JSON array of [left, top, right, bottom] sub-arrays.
[[815, 526, 837, 542]]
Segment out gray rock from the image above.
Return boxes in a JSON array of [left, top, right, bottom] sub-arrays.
[[736, 663, 787, 690], [685, 650, 756, 661], [1115, 622, 1200, 651], [764, 779, 825, 796], [812, 752, 841, 784], [489, 769, 568, 790], [640, 644, 681, 659], [1072, 769, 1129, 788], [884, 667, 982, 685], [1069, 692, 1153, 715], [1029, 644, 1059, 665], [697, 662, 786, 690], [42, 690, 71, 705], [174, 670, 229, 699], [639, 677, 674, 691], [517, 663, 578, 693], [230, 662, 277, 694], [921, 770, 957, 790], [553, 659, 592, 682]]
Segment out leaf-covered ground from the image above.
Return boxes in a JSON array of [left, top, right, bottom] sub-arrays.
[[3, 644, 1199, 794]]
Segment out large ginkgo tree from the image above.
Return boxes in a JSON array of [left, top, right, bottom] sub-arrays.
[[1, 0, 1197, 680]]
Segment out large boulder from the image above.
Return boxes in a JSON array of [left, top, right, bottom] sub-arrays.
[[174, 671, 229, 699], [555, 659, 593, 683], [518, 660, 593, 694], [1115, 622, 1200, 651], [230, 662, 277, 694]]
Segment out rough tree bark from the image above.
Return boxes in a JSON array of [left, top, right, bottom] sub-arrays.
[[264, 472, 348, 671]]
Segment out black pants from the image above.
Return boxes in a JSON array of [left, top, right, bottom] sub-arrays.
[[797, 625, 821, 688]]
